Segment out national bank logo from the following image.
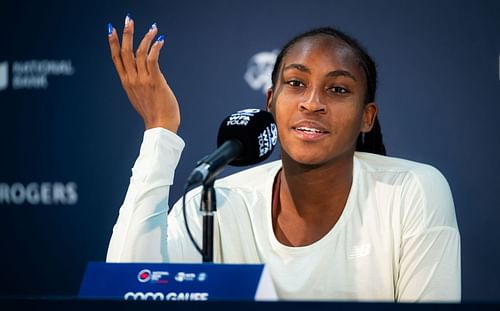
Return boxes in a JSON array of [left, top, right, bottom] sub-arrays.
[[137, 269, 169, 284], [0, 59, 74, 91], [244, 50, 278, 94], [0, 61, 8, 91]]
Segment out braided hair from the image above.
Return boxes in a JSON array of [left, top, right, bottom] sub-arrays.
[[270, 27, 386, 156]]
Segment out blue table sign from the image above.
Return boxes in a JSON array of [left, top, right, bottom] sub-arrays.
[[78, 262, 278, 301]]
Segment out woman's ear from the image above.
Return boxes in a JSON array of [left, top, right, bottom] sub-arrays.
[[361, 102, 377, 133], [266, 88, 274, 112]]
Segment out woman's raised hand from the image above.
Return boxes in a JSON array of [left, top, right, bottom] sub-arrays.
[[107, 14, 180, 133]]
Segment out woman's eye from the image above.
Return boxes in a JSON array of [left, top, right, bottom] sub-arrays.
[[287, 80, 304, 87], [331, 86, 348, 94]]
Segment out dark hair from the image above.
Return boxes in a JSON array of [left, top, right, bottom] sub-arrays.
[[270, 27, 386, 156]]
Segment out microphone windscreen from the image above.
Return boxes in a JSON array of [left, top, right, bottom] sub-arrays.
[[217, 109, 277, 166]]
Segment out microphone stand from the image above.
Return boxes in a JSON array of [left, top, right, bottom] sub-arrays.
[[200, 179, 216, 263]]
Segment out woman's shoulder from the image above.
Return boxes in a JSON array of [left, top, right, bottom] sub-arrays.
[[354, 151, 449, 187], [354, 152, 457, 230]]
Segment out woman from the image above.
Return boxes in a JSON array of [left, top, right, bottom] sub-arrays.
[[105, 15, 461, 302]]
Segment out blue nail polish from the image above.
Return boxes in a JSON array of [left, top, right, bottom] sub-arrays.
[[149, 22, 157, 32], [125, 13, 133, 26], [107, 23, 113, 36], [156, 34, 165, 42]]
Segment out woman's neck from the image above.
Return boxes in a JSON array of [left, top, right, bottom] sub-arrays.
[[281, 151, 354, 215], [272, 151, 354, 246]]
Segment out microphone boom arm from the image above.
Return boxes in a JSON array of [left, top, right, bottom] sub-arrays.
[[187, 139, 244, 187]]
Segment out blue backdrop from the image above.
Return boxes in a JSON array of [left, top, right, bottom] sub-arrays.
[[0, 0, 499, 302]]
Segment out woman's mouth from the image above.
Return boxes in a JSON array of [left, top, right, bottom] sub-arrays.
[[292, 126, 329, 141], [296, 127, 326, 134]]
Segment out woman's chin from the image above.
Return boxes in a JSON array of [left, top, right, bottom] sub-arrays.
[[283, 152, 328, 167], [281, 148, 355, 169]]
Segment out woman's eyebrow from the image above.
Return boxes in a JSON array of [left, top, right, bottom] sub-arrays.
[[283, 64, 357, 81], [283, 63, 310, 73], [326, 70, 357, 81]]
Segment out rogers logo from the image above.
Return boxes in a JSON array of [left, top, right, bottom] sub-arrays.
[[0, 182, 78, 206], [123, 292, 209, 301]]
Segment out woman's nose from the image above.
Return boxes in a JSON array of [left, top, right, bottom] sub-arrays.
[[299, 88, 326, 113]]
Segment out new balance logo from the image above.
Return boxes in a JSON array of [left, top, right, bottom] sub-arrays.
[[348, 244, 371, 258]]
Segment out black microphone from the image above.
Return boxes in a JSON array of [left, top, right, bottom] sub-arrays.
[[186, 108, 277, 187]]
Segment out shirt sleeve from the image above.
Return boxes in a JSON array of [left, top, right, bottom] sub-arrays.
[[396, 164, 461, 302], [105, 128, 185, 262]]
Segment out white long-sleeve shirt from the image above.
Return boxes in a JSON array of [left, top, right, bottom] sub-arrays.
[[106, 128, 461, 302]]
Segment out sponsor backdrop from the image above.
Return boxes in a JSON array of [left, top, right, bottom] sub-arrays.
[[0, 0, 499, 302]]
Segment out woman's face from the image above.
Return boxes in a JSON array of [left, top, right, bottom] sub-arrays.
[[267, 35, 376, 166]]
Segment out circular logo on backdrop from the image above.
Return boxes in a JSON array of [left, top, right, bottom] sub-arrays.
[[244, 50, 279, 94]]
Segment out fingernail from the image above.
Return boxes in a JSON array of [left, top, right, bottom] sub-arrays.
[[149, 22, 157, 32], [125, 13, 133, 26], [156, 34, 165, 42], [107, 23, 113, 36]]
